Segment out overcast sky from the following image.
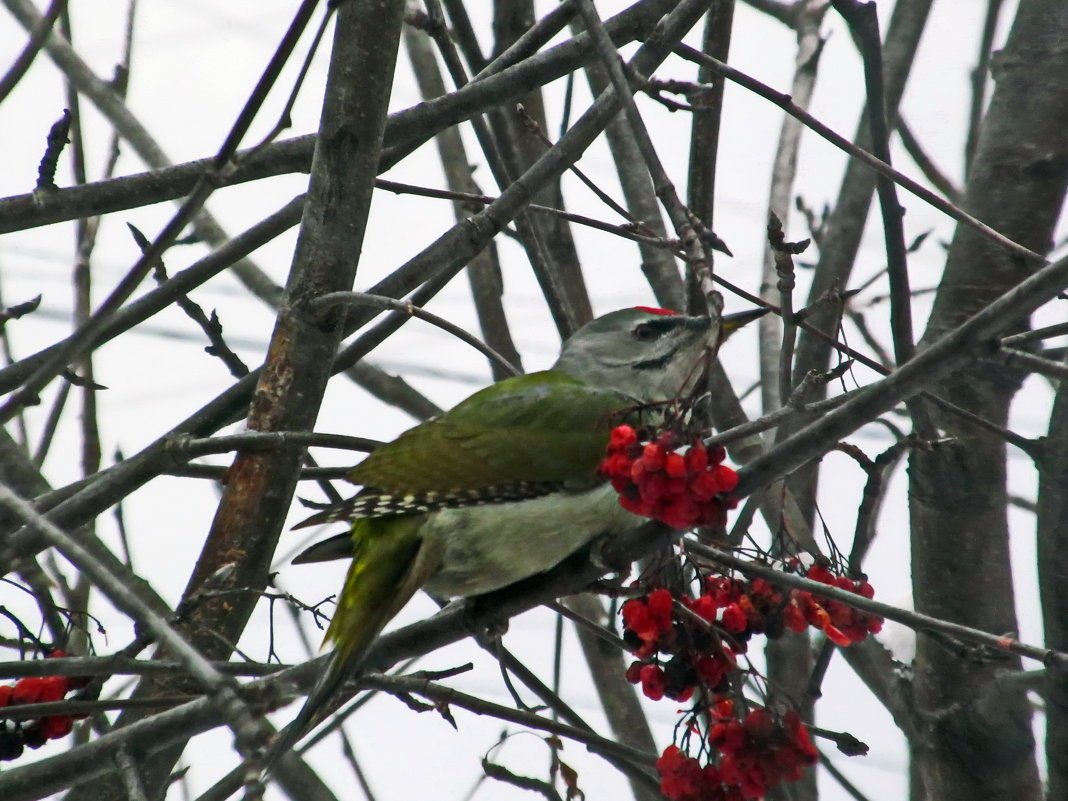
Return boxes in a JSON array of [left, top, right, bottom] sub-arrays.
[[1, 1, 1053, 799]]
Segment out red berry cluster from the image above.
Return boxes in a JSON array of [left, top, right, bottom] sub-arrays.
[[599, 425, 739, 530], [783, 564, 882, 646], [620, 566, 877, 800], [621, 568, 883, 707], [708, 704, 819, 799], [0, 651, 90, 760], [691, 568, 883, 650], [656, 745, 745, 801], [621, 588, 735, 703], [655, 703, 818, 801], [692, 576, 787, 646]]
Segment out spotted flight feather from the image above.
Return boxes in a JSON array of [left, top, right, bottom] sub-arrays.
[[293, 481, 564, 529]]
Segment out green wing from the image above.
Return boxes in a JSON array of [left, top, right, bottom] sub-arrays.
[[347, 371, 635, 493]]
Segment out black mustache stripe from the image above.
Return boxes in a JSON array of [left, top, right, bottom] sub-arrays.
[[632, 344, 682, 371]]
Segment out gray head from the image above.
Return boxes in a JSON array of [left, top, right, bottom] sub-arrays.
[[552, 307, 710, 402]]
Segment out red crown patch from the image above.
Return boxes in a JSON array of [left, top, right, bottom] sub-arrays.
[[633, 306, 678, 316]]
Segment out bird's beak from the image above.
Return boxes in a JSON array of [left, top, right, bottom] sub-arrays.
[[721, 307, 770, 338]]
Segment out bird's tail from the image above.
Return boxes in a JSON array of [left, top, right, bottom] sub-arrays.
[[262, 515, 431, 775]]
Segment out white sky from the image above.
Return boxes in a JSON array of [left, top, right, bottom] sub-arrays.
[[1, 1, 1059, 799]]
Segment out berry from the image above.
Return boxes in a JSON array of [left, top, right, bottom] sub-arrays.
[[599, 426, 739, 531], [0, 650, 89, 760]]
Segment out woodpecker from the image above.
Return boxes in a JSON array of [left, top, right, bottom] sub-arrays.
[[278, 305, 765, 754]]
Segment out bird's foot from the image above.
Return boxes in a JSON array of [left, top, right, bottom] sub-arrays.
[[586, 572, 631, 596], [588, 534, 634, 577], [447, 596, 510, 646]]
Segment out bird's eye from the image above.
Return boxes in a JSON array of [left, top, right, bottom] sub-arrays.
[[633, 323, 659, 341]]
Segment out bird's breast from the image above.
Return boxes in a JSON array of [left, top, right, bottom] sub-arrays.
[[420, 483, 643, 598]]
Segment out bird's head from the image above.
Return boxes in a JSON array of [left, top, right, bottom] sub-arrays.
[[552, 305, 767, 403]]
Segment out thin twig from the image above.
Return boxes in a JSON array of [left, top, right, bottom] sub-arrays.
[[401, 25, 523, 381], [574, 0, 720, 309], [0, 0, 322, 424], [849, 434, 927, 572], [668, 44, 1045, 265], [995, 347, 1068, 382], [830, 0, 916, 369], [757, 1, 827, 413], [768, 213, 809, 408], [1002, 322, 1068, 347], [0, 0, 675, 236], [310, 293, 520, 377], [736, 253, 1068, 496], [360, 673, 657, 770], [0, 481, 272, 761], [0, 16, 713, 568], [425, 0, 581, 337], [128, 224, 249, 378], [684, 540, 1068, 668], [897, 117, 962, 203], [0, 196, 303, 397], [0, 0, 67, 104], [966, 0, 1005, 172], [375, 178, 676, 250]]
